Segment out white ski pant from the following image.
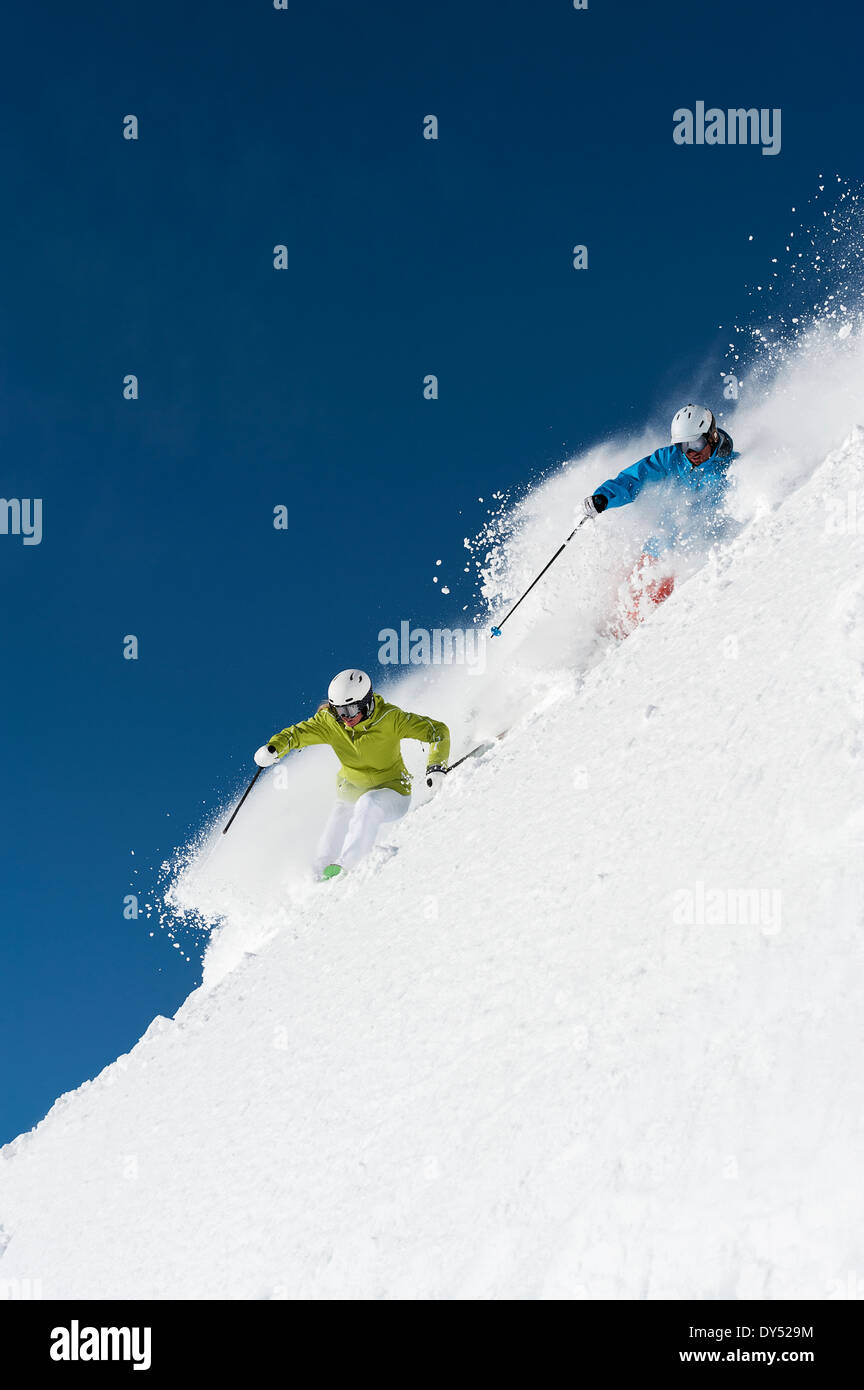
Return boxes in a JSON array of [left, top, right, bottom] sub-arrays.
[[314, 788, 410, 874]]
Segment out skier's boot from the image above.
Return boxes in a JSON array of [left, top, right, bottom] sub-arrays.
[[321, 864, 343, 881]]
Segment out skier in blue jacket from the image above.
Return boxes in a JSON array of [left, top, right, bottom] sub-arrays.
[[582, 403, 739, 634]]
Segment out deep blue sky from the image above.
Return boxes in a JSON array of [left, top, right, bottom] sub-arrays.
[[1, 0, 856, 1144]]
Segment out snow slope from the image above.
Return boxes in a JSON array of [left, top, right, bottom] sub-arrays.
[[2, 408, 863, 1298]]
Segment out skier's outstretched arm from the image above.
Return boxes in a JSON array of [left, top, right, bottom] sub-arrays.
[[395, 710, 451, 771], [585, 446, 676, 515], [255, 712, 331, 766]]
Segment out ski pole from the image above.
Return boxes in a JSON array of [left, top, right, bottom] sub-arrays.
[[447, 729, 509, 772], [222, 767, 263, 834], [490, 516, 587, 636], [447, 741, 494, 773]]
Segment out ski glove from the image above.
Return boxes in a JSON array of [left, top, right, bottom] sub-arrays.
[[425, 764, 447, 796], [254, 744, 280, 767], [583, 493, 608, 519]]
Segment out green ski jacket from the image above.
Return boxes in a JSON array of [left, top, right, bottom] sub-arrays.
[[267, 695, 450, 800]]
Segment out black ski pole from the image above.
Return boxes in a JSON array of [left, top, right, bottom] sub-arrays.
[[490, 516, 587, 636], [222, 767, 263, 834]]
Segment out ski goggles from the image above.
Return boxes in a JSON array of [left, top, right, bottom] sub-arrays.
[[331, 700, 366, 720], [681, 433, 708, 453]]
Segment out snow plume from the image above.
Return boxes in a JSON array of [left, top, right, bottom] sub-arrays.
[[157, 185, 864, 989], [723, 175, 864, 510]]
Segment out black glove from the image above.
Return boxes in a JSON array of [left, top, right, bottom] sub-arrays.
[[583, 493, 608, 518]]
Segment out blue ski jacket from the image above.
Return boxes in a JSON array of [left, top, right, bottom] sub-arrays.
[[594, 429, 739, 556]]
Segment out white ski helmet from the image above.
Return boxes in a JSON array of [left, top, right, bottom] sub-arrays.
[[327, 668, 374, 723], [670, 403, 718, 448]]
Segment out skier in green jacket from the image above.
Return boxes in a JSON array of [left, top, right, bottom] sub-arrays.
[[254, 669, 450, 880]]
